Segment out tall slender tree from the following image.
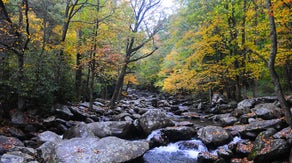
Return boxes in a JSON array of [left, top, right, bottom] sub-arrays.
[[109, 0, 163, 108]]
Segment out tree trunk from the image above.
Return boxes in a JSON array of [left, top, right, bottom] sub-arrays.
[[252, 79, 258, 97], [266, 0, 292, 126], [284, 62, 292, 91], [75, 29, 82, 101], [241, 0, 247, 99], [109, 62, 127, 108], [17, 0, 30, 110]]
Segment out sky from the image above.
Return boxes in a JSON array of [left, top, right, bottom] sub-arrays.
[[160, 0, 177, 15], [161, 0, 175, 8]]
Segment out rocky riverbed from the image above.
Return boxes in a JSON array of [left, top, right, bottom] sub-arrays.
[[0, 89, 291, 163]]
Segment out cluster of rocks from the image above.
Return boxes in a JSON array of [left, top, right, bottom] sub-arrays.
[[0, 90, 291, 163], [194, 96, 291, 163]]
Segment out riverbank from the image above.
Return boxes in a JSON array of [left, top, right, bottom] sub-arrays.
[[0, 89, 291, 162]]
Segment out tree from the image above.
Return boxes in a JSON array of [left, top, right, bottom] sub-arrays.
[[109, 0, 163, 108], [266, 0, 292, 126]]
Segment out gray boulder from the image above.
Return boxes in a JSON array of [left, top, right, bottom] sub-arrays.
[[253, 103, 283, 120], [213, 114, 238, 126], [55, 137, 149, 163], [237, 96, 277, 110], [0, 136, 24, 154], [87, 121, 136, 138], [248, 129, 290, 162], [160, 126, 196, 142], [54, 105, 74, 120], [0, 147, 37, 163], [139, 109, 174, 134], [1, 153, 26, 163], [37, 142, 57, 163], [63, 122, 95, 139], [225, 119, 284, 138], [38, 131, 62, 143], [198, 152, 220, 163], [197, 126, 231, 147]]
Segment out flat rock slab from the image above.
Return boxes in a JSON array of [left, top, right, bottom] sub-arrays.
[[55, 136, 149, 163]]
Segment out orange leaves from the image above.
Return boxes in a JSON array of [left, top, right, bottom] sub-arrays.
[[124, 74, 139, 85]]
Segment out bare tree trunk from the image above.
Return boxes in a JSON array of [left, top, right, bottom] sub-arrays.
[[284, 62, 292, 91], [252, 79, 258, 97], [89, 0, 100, 110], [241, 0, 247, 99], [75, 29, 82, 101], [266, 0, 292, 126], [109, 62, 127, 108], [17, 0, 30, 110]]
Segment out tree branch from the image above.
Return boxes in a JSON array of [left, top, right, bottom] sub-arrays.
[[128, 47, 158, 63], [246, 48, 268, 66]]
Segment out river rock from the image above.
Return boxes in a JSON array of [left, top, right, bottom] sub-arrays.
[[248, 129, 290, 162], [0, 136, 24, 154], [225, 119, 284, 138], [87, 121, 136, 138], [273, 127, 292, 143], [37, 141, 57, 162], [252, 103, 283, 120], [217, 147, 233, 160], [1, 146, 37, 163], [68, 106, 91, 121], [139, 109, 174, 134], [1, 153, 26, 163], [54, 105, 74, 120], [238, 112, 256, 124], [235, 139, 253, 157], [197, 152, 220, 163], [237, 96, 277, 110], [211, 93, 227, 106], [63, 122, 95, 139], [245, 119, 283, 133], [208, 104, 233, 114], [213, 114, 238, 126], [38, 131, 62, 143], [160, 126, 196, 142], [197, 126, 231, 148], [55, 136, 149, 163]]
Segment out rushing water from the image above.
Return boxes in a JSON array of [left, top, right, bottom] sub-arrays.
[[143, 136, 242, 163]]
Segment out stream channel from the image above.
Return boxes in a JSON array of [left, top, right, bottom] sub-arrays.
[[137, 110, 242, 163]]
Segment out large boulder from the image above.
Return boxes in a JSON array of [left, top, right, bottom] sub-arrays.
[[55, 137, 149, 163], [208, 104, 234, 114], [237, 96, 277, 110], [63, 122, 95, 139], [248, 129, 290, 162], [197, 126, 231, 148], [0, 136, 24, 155], [252, 103, 283, 120], [213, 114, 238, 127], [87, 121, 136, 138], [160, 126, 196, 142], [245, 119, 284, 134], [1, 147, 37, 163], [38, 131, 62, 143], [235, 139, 253, 157], [37, 141, 57, 163], [139, 109, 174, 134], [54, 105, 74, 120], [225, 119, 284, 138]]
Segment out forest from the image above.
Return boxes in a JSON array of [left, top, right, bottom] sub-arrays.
[[0, 0, 291, 110], [0, 0, 292, 162]]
